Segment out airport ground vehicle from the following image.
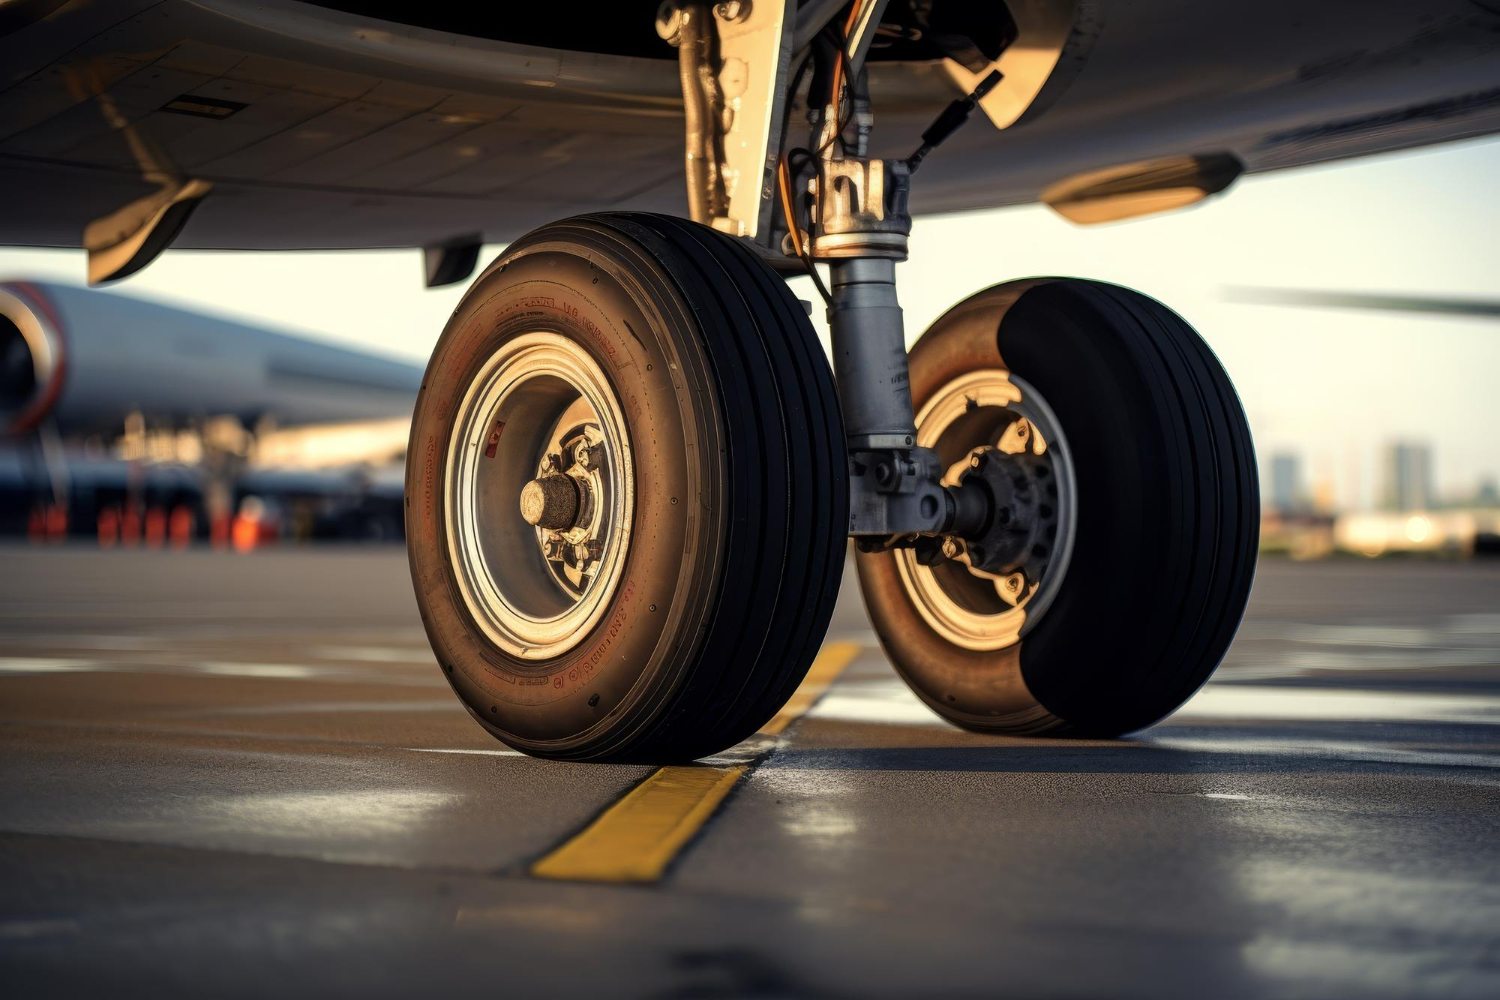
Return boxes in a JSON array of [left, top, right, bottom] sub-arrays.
[[4, 2, 1496, 760]]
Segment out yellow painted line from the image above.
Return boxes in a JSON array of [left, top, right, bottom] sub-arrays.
[[761, 640, 861, 735], [530, 764, 748, 882], [530, 641, 861, 883]]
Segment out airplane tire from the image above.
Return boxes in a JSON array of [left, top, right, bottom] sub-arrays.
[[406, 213, 847, 762], [856, 279, 1258, 736]]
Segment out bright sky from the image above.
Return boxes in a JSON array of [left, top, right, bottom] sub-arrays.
[[2, 135, 1496, 509]]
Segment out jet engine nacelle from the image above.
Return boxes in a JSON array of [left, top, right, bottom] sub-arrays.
[[0, 280, 423, 438]]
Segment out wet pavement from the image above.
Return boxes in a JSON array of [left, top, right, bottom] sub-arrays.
[[1, 547, 1497, 998]]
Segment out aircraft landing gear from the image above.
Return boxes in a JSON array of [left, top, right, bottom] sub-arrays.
[[405, 2, 1258, 760]]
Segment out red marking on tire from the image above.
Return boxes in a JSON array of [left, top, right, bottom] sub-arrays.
[[484, 420, 505, 458]]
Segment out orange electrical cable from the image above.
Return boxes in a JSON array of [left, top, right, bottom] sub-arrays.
[[777, 157, 803, 255], [828, 0, 862, 120], [777, 1, 863, 295]]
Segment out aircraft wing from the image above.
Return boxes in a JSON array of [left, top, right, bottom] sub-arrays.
[[2, 0, 1498, 258]]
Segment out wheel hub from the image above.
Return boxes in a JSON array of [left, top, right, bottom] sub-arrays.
[[444, 333, 633, 660], [529, 419, 609, 598], [895, 370, 1077, 650], [954, 431, 1062, 578]]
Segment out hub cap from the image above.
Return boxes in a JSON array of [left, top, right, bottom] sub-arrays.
[[445, 333, 633, 660], [896, 371, 1077, 651]]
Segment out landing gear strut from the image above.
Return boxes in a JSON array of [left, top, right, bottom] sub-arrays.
[[405, 2, 1258, 760]]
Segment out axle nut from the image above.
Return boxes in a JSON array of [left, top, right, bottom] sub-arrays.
[[714, 0, 750, 22], [655, 1, 684, 45], [520, 475, 581, 530]]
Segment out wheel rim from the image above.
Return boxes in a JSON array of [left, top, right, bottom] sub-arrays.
[[895, 370, 1077, 651], [445, 332, 633, 660]]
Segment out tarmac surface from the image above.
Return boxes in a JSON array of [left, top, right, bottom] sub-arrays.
[[1, 546, 1498, 998]]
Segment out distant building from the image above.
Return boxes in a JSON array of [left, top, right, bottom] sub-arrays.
[[1474, 478, 1500, 509], [1269, 452, 1304, 513], [1381, 442, 1433, 512], [1310, 477, 1338, 515]]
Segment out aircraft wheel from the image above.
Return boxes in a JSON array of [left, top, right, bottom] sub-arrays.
[[856, 279, 1258, 735], [406, 213, 847, 761]]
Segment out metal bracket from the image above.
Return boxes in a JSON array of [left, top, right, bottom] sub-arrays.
[[423, 234, 482, 288], [813, 156, 911, 260], [658, 0, 794, 243], [943, 0, 1081, 131], [83, 178, 211, 285], [848, 447, 950, 537]]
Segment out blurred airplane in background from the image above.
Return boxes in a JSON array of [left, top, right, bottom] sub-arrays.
[[0, 279, 421, 545]]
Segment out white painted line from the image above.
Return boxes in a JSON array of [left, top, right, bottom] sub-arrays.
[[198, 662, 325, 679], [1174, 684, 1500, 725], [0, 658, 99, 674], [401, 747, 527, 757], [311, 646, 435, 663]]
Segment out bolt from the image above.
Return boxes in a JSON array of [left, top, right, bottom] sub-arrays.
[[714, 1, 750, 23], [970, 452, 983, 469], [874, 461, 895, 487], [1014, 419, 1030, 440], [573, 441, 593, 469], [941, 537, 959, 560], [655, 1, 684, 45]]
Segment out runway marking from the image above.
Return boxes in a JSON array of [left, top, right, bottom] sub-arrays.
[[401, 747, 527, 757], [0, 657, 97, 674], [1174, 684, 1500, 725], [530, 641, 861, 883], [199, 662, 324, 680], [312, 646, 436, 664], [762, 641, 864, 735], [530, 765, 749, 883]]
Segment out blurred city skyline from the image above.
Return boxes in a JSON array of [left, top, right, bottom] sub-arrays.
[[2, 134, 1496, 511], [1266, 440, 1497, 516]]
